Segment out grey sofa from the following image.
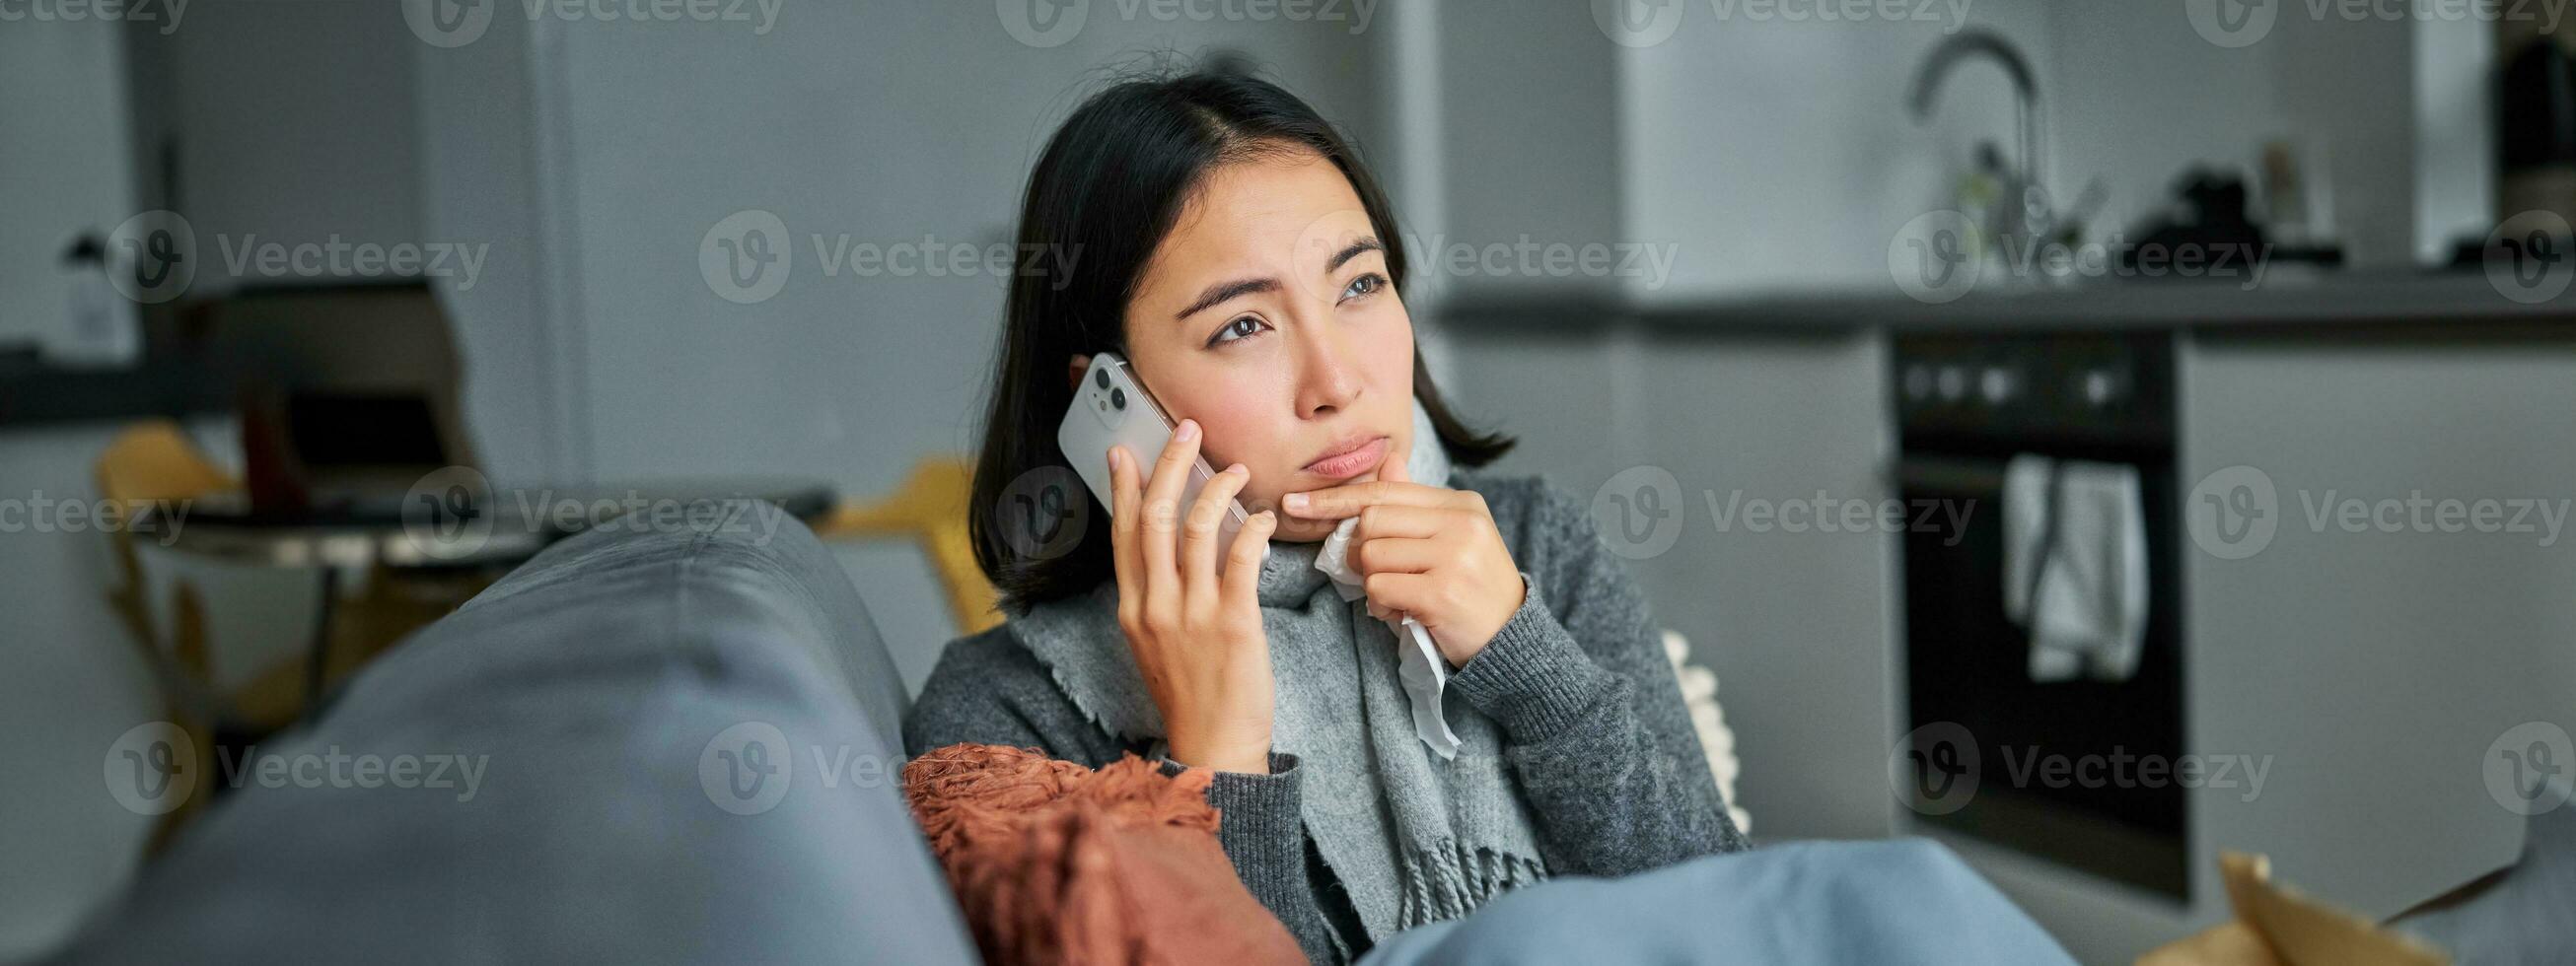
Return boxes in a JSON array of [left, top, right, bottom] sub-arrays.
[[45, 504, 978, 964]]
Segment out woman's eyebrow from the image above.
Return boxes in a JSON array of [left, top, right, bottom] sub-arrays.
[[1170, 237, 1386, 322], [1174, 277, 1279, 321], [1324, 237, 1383, 273]]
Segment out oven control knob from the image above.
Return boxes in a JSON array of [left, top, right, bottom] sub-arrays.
[[1937, 365, 1968, 403], [1903, 364, 1934, 402], [1979, 366, 2017, 404], [2081, 369, 2123, 407]]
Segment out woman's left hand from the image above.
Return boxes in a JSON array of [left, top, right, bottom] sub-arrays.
[[1281, 432, 1526, 667]]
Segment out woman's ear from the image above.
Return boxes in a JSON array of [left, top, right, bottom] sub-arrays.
[[1067, 354, 1092, 391]]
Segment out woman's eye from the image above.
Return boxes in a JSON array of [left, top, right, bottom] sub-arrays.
[[1208, 315, 1266, 347], [1341, 273, 1387, 302]]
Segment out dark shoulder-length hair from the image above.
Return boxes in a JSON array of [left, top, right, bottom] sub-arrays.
[[968, 63, 1514, 614]]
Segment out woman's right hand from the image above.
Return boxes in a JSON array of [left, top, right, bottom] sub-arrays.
[[1108, 417, 1279, 774]]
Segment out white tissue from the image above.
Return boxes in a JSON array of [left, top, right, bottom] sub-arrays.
[[1313, 516, 1463, 760]]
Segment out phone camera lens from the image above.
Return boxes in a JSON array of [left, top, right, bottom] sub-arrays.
[[1095, 368, 1110, 389], [1109, 387, 1126, 410]]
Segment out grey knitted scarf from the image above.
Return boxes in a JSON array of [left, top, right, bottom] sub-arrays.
[[1007, 402, 1549, 943]]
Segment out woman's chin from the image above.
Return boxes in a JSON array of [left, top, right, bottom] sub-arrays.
[[1270, 515, 1340, 543]]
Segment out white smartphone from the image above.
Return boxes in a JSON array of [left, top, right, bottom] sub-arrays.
[[1057, 351, 1259, 573]]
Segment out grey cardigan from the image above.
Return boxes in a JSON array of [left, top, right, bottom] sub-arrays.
[[902, 469, 1752, 963]]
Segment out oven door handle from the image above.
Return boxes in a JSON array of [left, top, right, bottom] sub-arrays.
[[1892, 453, 2008, 493]]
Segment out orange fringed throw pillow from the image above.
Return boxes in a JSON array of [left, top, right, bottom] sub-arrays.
[[902, 743, 1305, 966]]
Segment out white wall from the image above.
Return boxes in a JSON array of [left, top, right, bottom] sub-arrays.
[[519, 3, 1390, 674], [410, 10, 567, 484], [1418, 2, 1626, 303], [0, 426, 160, 961], [1622, 0, 2054, 298], [124, 0, 424, 293], [0, 416, 321, 961], [1448, 329, 1901, 845], [2045, 0, 2427, 270], [1607, 0, 2477, 300], [0, 15, 136, 351], [2177, 339, 2576, 917]]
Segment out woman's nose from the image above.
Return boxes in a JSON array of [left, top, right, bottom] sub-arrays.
[[1293, 322, 1363, 418]]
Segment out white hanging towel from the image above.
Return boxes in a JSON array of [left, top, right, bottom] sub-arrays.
[[2002, 454, 2149, 683]]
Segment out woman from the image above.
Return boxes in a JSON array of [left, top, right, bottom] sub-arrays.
[[903, 66, 1749, 964]]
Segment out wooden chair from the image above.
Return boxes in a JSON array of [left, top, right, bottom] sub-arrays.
[[813, 456, 1002, 636], [95, 420, 236, 853], [95, 421, 485, 852]]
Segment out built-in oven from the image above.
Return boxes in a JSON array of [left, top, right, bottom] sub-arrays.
[[1892, 330, 2188, 900]]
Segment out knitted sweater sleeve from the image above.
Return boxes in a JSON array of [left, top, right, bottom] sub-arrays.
[[1444, 475, 1754, 874], [903, 629, 1352, 964]]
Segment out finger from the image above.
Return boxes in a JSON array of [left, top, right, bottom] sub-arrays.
[[1379, 425, 1413, 485], [1283, 479, 1452, 519], [1107, 446, 1142, 613], [1184, 462, 1252, 610], [1349, 504, 1446, 542], [1352, 535, 1443, 576], [1140, 419, 1202, 581], [1220, 510, 1278, 615], [1362, 571, 1436, 617]]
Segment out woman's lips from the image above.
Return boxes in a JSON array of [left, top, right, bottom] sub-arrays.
[[1304, 436, 1389, 480]]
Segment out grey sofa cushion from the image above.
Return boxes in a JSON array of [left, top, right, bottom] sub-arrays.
[[49, 503, 976, 965]]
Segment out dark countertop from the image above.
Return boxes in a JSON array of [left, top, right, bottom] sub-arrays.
[[1437, 270, 2576, 338], [0, 280, 447, 431], [0, 348, 230, 429]]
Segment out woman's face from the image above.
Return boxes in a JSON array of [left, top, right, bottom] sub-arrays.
[[1084, 148, 1415, 544]]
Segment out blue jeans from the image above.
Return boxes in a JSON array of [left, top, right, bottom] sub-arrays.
[[1360, 838, 2075, 966]]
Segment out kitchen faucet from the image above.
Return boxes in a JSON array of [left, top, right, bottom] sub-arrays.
[[1907, 30, 2052, 247]]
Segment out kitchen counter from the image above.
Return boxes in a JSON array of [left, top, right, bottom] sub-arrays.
[[1439, 270, 2576, 337], [0, 349, 229, 429]]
